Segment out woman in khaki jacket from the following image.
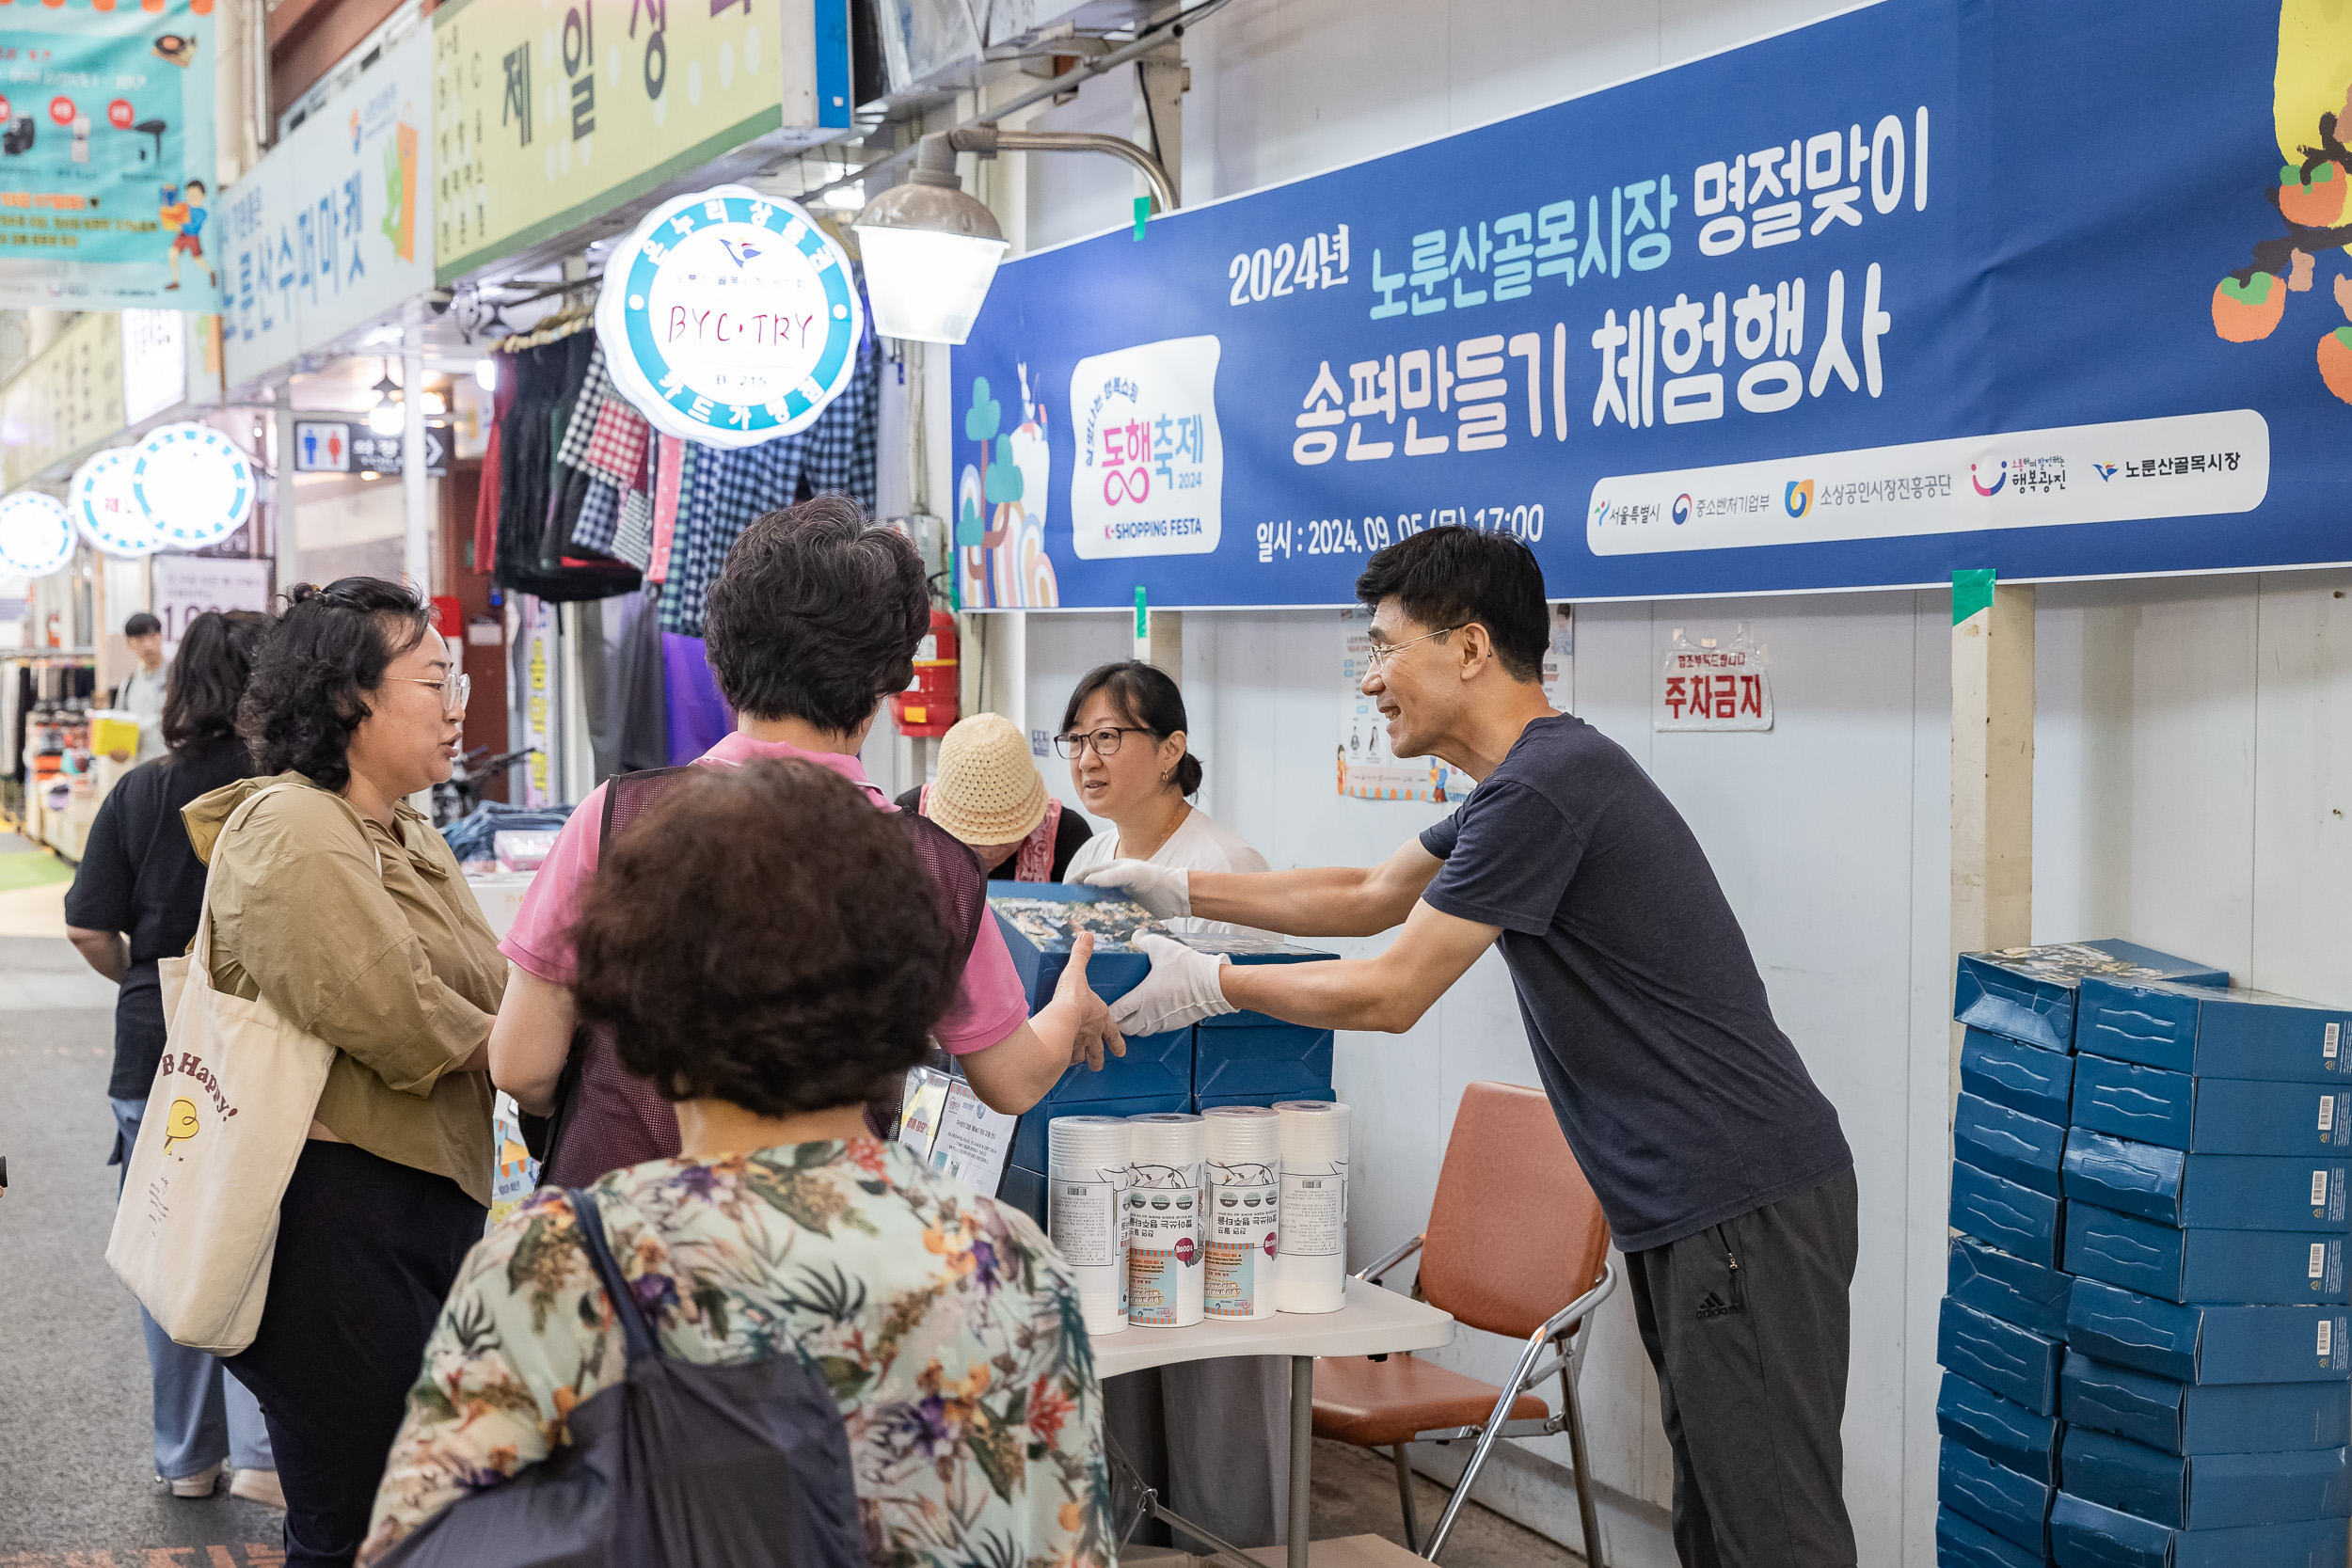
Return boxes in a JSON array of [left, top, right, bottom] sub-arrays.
[[183, 578, 504, 1568]]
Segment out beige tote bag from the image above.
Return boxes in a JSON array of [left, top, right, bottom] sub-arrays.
[[105, 784, 341, 1355]]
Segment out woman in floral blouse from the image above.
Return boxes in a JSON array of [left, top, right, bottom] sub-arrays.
[[360, 760, 1111, 1566]]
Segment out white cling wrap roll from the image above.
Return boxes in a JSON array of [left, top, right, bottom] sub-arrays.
[[1126, 1113, 1207, 1327], [1276, 1100, 1351, 1314], [1049, 1117, 1133, 1336], [1202, 1106, 1281, 1321]]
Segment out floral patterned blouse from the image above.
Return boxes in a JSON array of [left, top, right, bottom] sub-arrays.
[[360, 1137, 1112, 1567]]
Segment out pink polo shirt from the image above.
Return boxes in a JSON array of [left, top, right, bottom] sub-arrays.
[[499, 731, 1031, 1054]]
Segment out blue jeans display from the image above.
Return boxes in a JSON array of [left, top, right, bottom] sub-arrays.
[[111, 1096, 275, 1481]]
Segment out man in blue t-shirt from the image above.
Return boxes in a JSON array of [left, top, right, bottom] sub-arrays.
[[1080, 526, 1857, 1568]]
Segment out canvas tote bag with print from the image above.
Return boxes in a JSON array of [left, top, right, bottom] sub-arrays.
[[106, 784, 342, 1355]]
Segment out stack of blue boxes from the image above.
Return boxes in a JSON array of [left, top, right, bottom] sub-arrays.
[[979, 883, 1338, 1227], [1935, 942, 2229, 1568]]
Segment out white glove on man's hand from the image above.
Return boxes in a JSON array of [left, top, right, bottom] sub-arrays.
[[1071, 858, 1192, 919], [1108, 934, 1235, 1037]]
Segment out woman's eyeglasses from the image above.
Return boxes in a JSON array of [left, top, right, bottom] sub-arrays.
[[1053, 725, 1154, 759], [399, 670, 471, 714]]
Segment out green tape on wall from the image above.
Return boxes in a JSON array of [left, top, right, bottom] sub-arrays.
[[1953, 569, 1996, 626]]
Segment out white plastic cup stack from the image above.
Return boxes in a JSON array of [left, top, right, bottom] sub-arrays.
[[1201, 1106, 1282, 1321], [1048, 1116, 1133, 1336], [1125, 1113, 1207, 1327], [1275, 1100, 1352, 1314]]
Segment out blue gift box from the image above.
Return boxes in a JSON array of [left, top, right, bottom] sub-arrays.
[[2060, 1350, 2351, 1455], [2062, 1129, 2349, 1232], [997, 1164, 1047, 1228], [2072, 1057, 2352, 1156], [987, 882, 1336, 1008], [1958, 1093, 2070, 1197], [1942, 1437, 2057, 1554], [2066, 1276, 2352, 1385], [1954, 1159, 2067, 1271], [1193, 1012, 1335, 1102], [2059, 1426, 2350, 1530], [2076, 978, 2352, 1084], [1942, 1298, 2065, 1417], [2048, 1489, 2349, 1568], [1938, 1506, 2051, 1568], [1941, 1370, 2065, 1482], [1954, 942, 2230, 1054], [1964, 1028, 2077, 1124], [1950, 1235, 2075, 1340], [1030, 1026, 1194, 1107], [2064, 1202, 2347, 1306]]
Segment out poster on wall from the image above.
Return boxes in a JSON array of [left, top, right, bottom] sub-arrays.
[[152, 555, 270, 651], [1657, 626, 1772, 732], [220, 29, 433, 389], [955, 0, 2352, 610], [0, 0, 218, 311], [1336, 605, 1571, 800]]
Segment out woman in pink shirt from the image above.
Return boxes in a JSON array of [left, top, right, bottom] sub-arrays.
[[489, 498, 1119, 1179]]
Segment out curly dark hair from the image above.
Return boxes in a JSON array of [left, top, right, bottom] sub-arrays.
[[703, 495, 930, 733], [570, 760, 955, 1117], [237, 578, 434, 791], [163, 609, 273, 756], [1061, 660, 1203, 798]]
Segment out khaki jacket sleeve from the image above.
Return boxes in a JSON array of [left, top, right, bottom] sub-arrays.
[[213, 791, 491, 1096]]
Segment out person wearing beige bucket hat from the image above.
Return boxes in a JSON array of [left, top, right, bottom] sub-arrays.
[[895, 713, 1095, 881]]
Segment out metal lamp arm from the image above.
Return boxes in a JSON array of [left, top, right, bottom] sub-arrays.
[[944, 124, 1180, 213]]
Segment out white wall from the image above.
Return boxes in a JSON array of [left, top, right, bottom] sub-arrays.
[[984, 3, 2352, 1565]]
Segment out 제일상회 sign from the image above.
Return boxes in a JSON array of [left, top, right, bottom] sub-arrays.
[[952, 0, 2352, 610]]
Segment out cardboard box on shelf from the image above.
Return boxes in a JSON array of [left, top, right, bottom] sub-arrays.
[[1940, 1370, 2064, 1482], [2062, 1129, 2349, 1232], [2060, 1350, 2352, 1456], [1957, 1092, 2069, 1196], [1953, 1159, 2067, 1272], [1963, 1027, 2077, 1124], [1940, 1298, 2065, 1417], [2058, 1427, 2350, 1531], [2072, 1058, 2352, 1155], [2066, 1277, 2352, 1386], [2047, 1489, 2350, 1568], [2077, 977, 2352, 1084], [1941, 1436, 2056, 1555], [1949, 1235, 2074, 1340], [1954, 942, 2231, 1055], [2063, 1203, 2346, 1306]]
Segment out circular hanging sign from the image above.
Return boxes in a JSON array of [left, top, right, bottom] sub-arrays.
[[70, 446, 158, 557], [133, 421, 253, 548], [0, 490, 73, 578], [595, 184, 865, 450]]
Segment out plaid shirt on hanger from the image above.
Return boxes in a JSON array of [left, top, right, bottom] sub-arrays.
[[583, 398, 650, 490], [554, 345, 612, 473]]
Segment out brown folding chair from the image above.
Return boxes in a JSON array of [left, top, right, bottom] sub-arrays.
[[1311, 1081, 1617, 1564]]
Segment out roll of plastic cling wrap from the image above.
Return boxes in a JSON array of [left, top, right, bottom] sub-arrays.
[[1201, 1106, 1281, 1321], [1126, 1113, 1206, 1328], [1275, 1101, 1351, 1314], [1049, 1117, 1132, 1337]]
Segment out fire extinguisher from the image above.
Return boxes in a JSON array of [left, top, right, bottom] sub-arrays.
[[891, 609, 959, 737]]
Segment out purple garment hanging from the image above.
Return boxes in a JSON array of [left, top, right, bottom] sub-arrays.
[[662, 633, 735, 766]]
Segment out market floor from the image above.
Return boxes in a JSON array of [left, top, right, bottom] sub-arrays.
[[0, 917, 1578, 1567]]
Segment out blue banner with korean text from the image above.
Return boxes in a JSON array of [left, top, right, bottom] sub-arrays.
[[950, 0, 2352, 609]]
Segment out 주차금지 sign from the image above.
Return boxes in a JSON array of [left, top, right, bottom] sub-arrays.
[[0, 0, 219, 310], [595, 185, 864, 447], [431, 0, 792, 284], [952, 0, 2352, 610]]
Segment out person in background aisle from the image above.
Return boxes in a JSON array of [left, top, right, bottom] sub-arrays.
[[1053, 658, 1289, 1553], [1085, 527, 1859, 1568], [112, 612, 171, 764], [893, 710, 1093, 882], [65, 610, 281, 1509], [1058, 660, 1272, 936], [360, 761, 1110, 1566], [489, 497, 1120, 1164], [182, 578, 508, 1568]]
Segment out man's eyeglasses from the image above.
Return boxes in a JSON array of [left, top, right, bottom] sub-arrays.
[[1054, 725, 1155, 759], [1363, 625, 1463, 674], [399, 669, 471, 714]]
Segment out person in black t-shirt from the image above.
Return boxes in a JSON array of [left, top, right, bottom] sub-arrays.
[[65, 608, 283, 1509], [1078, 527, 1858, 1568]]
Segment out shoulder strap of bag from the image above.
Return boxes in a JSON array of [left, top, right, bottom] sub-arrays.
[[190, 783, 379, 973], [566, 1188, 662, 1365]]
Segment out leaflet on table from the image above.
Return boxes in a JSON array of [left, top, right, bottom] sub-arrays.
[[952, 0, 2352, 610], [928, 1079, 1017, 1196]]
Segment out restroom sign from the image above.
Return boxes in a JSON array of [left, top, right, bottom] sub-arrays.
[[595, 184, 865, 450]]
